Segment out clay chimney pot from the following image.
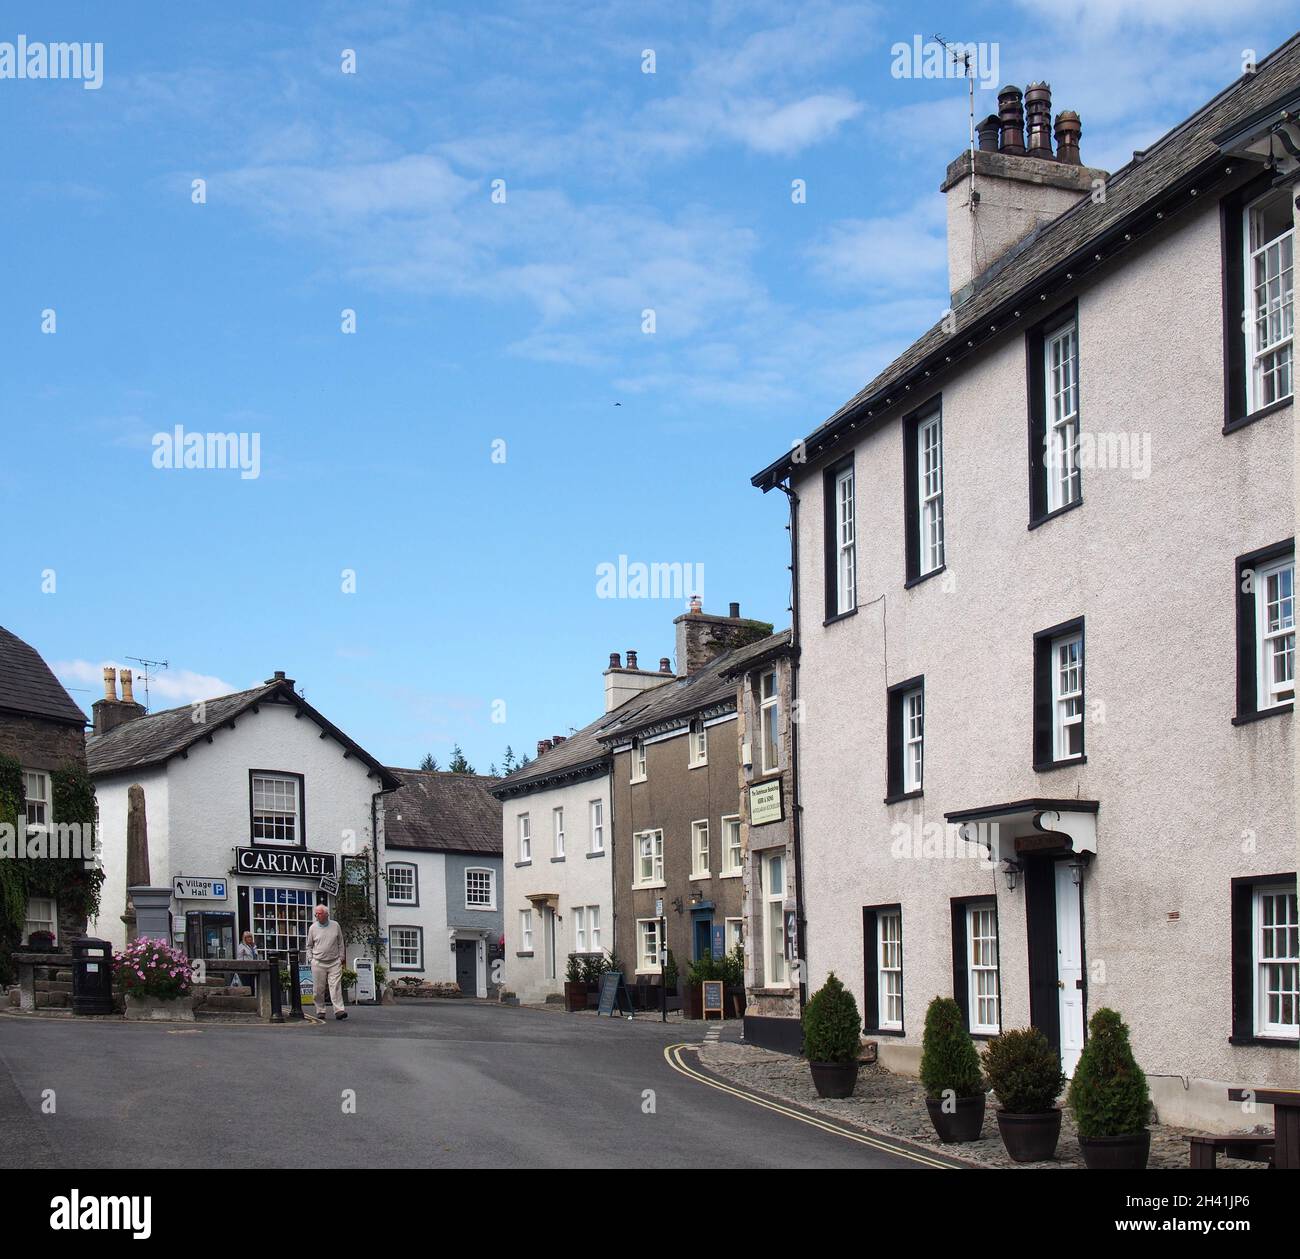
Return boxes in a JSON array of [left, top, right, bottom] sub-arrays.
[[103, 666, 118, 702], [120, 668, 136, 704]]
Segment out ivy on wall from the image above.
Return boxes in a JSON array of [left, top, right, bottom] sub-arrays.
[[0, 753, 105, 985]]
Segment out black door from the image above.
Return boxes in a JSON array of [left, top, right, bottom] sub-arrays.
[[455, 940, 477, 996]]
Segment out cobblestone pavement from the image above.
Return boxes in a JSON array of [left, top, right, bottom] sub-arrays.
[[698, 1041, 1269, 1170]]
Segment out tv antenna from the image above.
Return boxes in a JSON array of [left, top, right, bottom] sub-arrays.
[[934, 33, 978, 211], [125, 656, 168, 712]]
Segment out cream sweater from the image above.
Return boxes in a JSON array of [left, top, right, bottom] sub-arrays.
[[306, 919, 345, 965]]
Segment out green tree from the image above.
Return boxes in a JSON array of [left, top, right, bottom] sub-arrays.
[[448, 744, 475, 774], [418, 753, 439, 772]]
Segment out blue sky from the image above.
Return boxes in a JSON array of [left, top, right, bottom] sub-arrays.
[[3, 1, 1295, 773]]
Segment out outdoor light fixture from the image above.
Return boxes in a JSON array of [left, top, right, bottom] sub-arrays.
[[1001, 860, 1022, 892], [1070, 853, 1091, 886]]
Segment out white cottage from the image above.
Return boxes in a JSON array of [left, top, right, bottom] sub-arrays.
[[87, 669, 399, 969]]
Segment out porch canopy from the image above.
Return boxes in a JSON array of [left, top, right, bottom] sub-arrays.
[[944, 797, 1099, 868]]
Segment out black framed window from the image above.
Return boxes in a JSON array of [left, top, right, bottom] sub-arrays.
[[903, 398, 944, 583], [1026, 300, 1082, 527], [1033, 618, 1085, 770], [951, 896, 1000, 1037], [823, 455, 857, 621], [1222, 172, 1295, 433], [1234, 539, 1295, 724], [862, 904, 904, 1035], [1230, 874, 1298, 1045], [885, 675, 924, 802]]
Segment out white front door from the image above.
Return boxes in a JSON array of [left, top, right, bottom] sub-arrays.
[[1054, 861, 1085, 1076]]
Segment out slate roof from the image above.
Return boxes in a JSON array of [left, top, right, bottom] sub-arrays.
[[489, 705, 631, 798], [598, 629, 792, 744], [752, 34, 1300, 490], [0, 626, 87, 727], [384, 769, 503, 855], [86, 678, 401, 789]]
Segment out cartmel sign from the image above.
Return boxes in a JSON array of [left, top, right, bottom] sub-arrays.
[[234, 848, 338, 880]]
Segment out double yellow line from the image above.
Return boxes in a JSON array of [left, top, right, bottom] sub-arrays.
[[663, 1043, 962, 1169]]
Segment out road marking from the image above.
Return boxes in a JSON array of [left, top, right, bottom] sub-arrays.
[[663, 1043, 962, 1169]]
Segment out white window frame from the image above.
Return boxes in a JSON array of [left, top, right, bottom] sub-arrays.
[[464, 867, 496, 911], [635, 829, 664, 887], [1244, 190, 1295, 414], [552, 806, 565, 858], [760, 670, 780, 773], [690, 819, 710, 879], [721, 815, 742, 876], [386, 861, 417, 905], [251, 886, 313, 961], [1255, 555, 1295, 711], [636, 918, 662, 975], [23, 770, 50, 830], [1051, 631, 1084, 761], [1044, 321, 1081, 513], [917, 409, 945, 573], [23, 895, 57, 946], [835, 465, 856, 615], [1254, 885, 1299, 1039], [518, 813, 531, 863], [589, 799, 604, 853], [688, 719, 708, 768], [251, 772, 301, 847], [630, 739, 647, 783], [389, 925, 422, 971], [724, 916, 743, 955], [966, 904, 1000, 1035], [573, 906, 587, 953], [519, 909, 534, 952], [588, 905, 601, 953], [878, 910, 903, 1031], [902, 685, 924, 793], [763, 850, 788, 988]]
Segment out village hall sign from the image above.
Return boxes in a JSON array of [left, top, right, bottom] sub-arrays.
[[233, 848, 337, 880]]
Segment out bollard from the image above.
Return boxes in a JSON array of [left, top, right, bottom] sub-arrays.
[[288, 950, 304, 1020], [269, 962, 284, 1023]]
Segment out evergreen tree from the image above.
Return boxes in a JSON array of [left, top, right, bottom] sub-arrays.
[[448, 744, 475, 774], [418, 753, 439, 772]]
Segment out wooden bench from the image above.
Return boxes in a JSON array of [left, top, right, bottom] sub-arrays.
[[1188, 1134, 1274, 1168]]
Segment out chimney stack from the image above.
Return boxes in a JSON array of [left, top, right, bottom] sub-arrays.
[[944, 82, 1106, 305], [552, 735, 566, 746], [92, 662, 146, 737], [674, 601, 773, 676], [602, 646, 675, 712], [537, 739, 553, 758]]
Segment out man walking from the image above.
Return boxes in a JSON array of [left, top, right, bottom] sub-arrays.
[[306, 904, 347, 1020]]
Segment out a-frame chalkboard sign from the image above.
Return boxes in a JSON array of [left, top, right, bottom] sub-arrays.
[[597, 971, 635, 1017]]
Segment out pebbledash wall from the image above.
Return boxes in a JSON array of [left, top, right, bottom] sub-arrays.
[[498, 768, 614, 1004], [789, 192, 1295, 1130], [92, 701, 388, 964]]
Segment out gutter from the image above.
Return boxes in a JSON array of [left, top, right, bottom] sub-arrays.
[[776, 481, 808, 1013]]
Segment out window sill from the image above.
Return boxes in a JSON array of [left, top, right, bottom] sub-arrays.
[[386, 900, 418, 908], [464, 905, 495, 912], [719, 870, 743, 880], [586, 850, 606, 859], [865, 1026, 906, 1038], [633, 881, 666, 892], [822, 608, 858, 628], [1223, 395, 1292, 435], [883, 789, 923, 805], [1228, 1033, 1299, 1047], [1033, 755, 1087, 773], [514, 860, 532, 868], [689, 761, 708, 771], [630, 777, 647, 786], [969, 1030, 998, 1041], [689, 872, 711, 882], [550, 855, 566, 863], [1028, 497, 1084, 531], [1232, 704, 1293, 726], [515, 951, 534, 959], [904, 564, 945, 591]]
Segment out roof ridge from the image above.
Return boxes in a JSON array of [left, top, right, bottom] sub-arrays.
[[86, 682, 275, 741]]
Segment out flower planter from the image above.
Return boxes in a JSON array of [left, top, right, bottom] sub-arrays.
[[996, 1108, 1062, 1162], [924, 1093, 986, 1143], [683, 984, 703, 1020], [124, 993, 194, 1022], [1078, 1130, 1151, 1170], [809, 1060, 859, 1099], [563, 982, 589, 1013]]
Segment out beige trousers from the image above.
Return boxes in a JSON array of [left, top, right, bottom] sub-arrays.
[[311, 958, 344, 1013]]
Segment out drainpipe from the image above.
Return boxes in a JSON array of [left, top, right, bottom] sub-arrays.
[[370, 788, 387, 980], [776, 479, 808, 1012]]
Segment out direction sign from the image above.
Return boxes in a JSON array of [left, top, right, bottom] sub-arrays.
[[172, 876, 228, 901]]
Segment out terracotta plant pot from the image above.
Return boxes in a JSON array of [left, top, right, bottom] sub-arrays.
[[925, 1093, 986, 1142], [996, 1108, 1062, 1162], [809, 1060, 859, 1099], [1078, 1130, 1151, 1170]]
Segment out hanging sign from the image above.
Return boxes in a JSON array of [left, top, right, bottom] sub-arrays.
[[234, 848, 337, 879]]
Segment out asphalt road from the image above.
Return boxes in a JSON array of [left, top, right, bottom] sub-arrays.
[[0, 1002, 944, 1169]]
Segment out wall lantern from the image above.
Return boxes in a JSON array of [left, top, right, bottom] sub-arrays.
[[1069, 852, 1092, 886], [1000, 860, 1022, 892]]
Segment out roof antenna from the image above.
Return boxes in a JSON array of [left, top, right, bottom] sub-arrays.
[[125, 656, 168, 712], [934, 33, 978, 210]]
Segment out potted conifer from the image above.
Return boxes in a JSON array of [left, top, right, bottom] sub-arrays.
[[563, 953, 588, 1012], [1067, 1008, 1152, 1169], [920, 996, 986, 1142], [802, 972, 862, 1098], [983, 1027, 1065, 1161]]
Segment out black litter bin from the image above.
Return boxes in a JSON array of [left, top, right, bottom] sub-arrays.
[[71, 937, 115, 1015]]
